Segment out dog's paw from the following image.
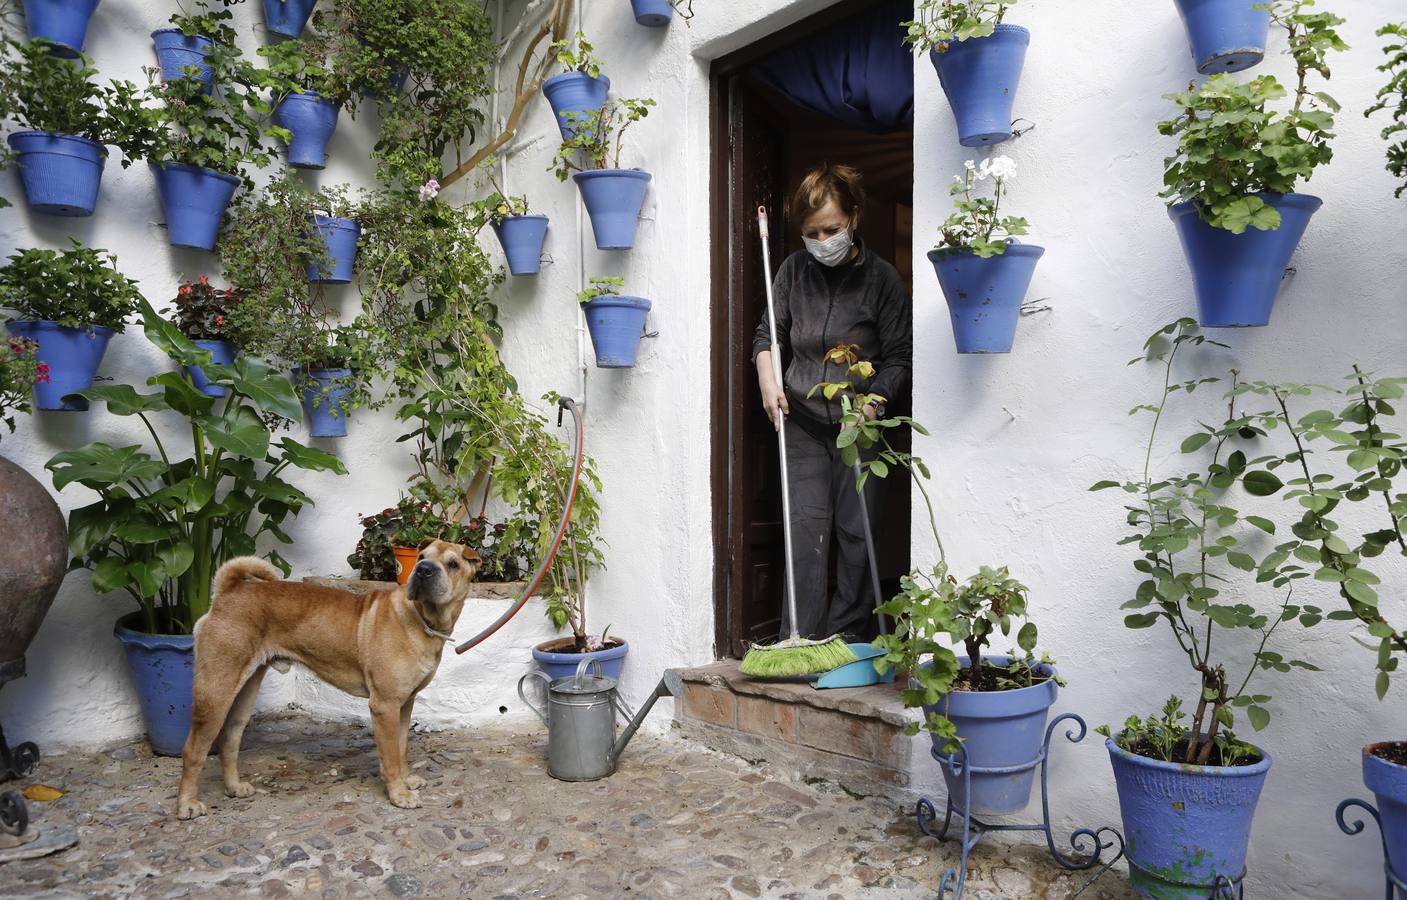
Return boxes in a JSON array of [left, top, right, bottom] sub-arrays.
[[388, 787, 422, 809], [224, 781, 255, 799], [404, 774, 426, 790], [177, 799, 208, 820]]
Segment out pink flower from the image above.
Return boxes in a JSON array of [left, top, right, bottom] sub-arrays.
[[178, 285, 191, 296], [418, 179, 440, 201], [214, 315, 225, 326], [198, 274, 209, 285]]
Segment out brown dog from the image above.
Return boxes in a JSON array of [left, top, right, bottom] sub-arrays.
[[176, 540, 480, 819]]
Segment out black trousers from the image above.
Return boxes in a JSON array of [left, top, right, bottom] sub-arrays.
[[779, 420, 882, 641]]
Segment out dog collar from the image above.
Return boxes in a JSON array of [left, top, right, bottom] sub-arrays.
[[413, 605, 454, 642]]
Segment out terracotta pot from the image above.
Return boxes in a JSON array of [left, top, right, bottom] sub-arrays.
[[0, 456, 68, 684], [392, 546, 417, 585]]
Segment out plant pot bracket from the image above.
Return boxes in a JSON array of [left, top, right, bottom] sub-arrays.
[[1019, 298, 1053, 317], [1337, 797, 1407, 899], [916, 712, 1126, 900], [1010, 118, 1036, 139]]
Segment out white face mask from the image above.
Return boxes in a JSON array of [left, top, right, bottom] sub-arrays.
[[803, 225, 854, 267]]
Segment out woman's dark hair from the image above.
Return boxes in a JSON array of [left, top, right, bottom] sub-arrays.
[[787, 164, 866, 228]]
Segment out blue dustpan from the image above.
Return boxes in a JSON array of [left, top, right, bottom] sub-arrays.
[[809, 643, 894, 689]]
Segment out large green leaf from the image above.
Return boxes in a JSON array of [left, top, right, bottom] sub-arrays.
[[276, 438, 347, 474], [156, 543, 195, 578], [205, 404, 271, 459], [90, 557, 131, 594], [68, 500, 131, 557], [73, 384, 169, 416], [115, 521, 174, 544], [48, 443, 167, 492], [148, 371, 215, 418], [129, 557, 167, 599], [139, 298, 205, 366], [231, 356, 304, 420]]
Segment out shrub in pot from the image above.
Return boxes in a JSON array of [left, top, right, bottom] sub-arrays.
[[288, 327, 369, 438], [20, 0, 99, 58], [259, 30, 346, 170], [928, 155, 1040, 353], [348, 495, 529, 586], [1158, 1, 1345, 327], [471, 160, 548, 276], [164, 276, 241, 397], [542, 32, 609, 142], [1173, 0, 1272, 74], [904, 0, 1028, 147], [45, 299, 346, 755], [152, 2, 238, 93], [552, 95, 655, 250], [577, 277, 650, 369], [0, 242, 142, 410]]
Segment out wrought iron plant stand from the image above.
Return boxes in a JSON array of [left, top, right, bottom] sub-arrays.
[[1336, 797, 1406, 900]]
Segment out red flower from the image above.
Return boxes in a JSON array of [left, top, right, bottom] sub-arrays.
[[198, 274, 209, 286], [178, 285, 191, 296], [214, 315, 226, 326], [34, 362, 51, 384]]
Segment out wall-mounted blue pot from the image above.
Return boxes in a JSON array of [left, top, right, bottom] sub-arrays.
[[7, 131, 105, 216], [532, 638, 628, 682], [149, 162, 241, 251], [1173, 0, 1270, 74], [185, 339, 237, 397], [1364, 743, 1407, 897], [573, 169, 651, 250], [929, 244, 1044, 353], [4, 320, 114, 410], [930, 25, 1029, 147], [1170, 192, 1321, 327], [114, 613, 194, 757], [582, 296, 650, 368], [492, 215, 549, 275], [263, 0, 317, 37], [631, 0, 673, 26], [542, 71, 610, 141], [305, 216, 359, 284], [1108, 736, 1270, 899], [297, 367, 352, 438], [21, 0, 99, 58], [151, 28, 214, 91], [274, 91, 339, 170], [921, 654, 1057, 816]]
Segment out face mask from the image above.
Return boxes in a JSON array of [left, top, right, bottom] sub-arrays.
[[803, 224, 854, 267]]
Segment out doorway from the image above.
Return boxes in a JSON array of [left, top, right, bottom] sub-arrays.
[[710, 1, 914, 659]]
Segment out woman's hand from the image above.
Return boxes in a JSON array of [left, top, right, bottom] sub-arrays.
[[756, 350, 789, 432]]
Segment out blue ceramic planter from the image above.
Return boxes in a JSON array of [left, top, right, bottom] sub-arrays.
[[582, 296, 650, 368], [185, 339, 237, 397], [1108, 737, 1270, 899], [149, 162, 241, 251], [930, 25, 1029, 147], [929, 244, 1043, 353], [274, 91, 339, 169], [151, 28, 214, 91], [573, 169, 651, 250], [631, 0, 673, 26], [542, 71, 610, 141], [1170, 192, 1321, 328], [921, 655, 1058, 817], [8, 131, 105, 216], [532, 639, 628, 682], [493, 215, 549, 276], [306, 216, 360, 284], [1364, 744, 1407, 896], [22, 0, 99, 57], [1174, 0, 1270, 74], [114, 613, 194, 757], [263, 0, 317, 37], [5, 320, 113, 411], [297, 367, 352, 438]]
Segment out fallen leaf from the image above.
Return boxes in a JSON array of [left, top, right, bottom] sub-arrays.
[[23, 784, 62, 802]]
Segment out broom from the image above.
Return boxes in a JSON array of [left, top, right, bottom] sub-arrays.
[[739, 206, 859, 679]]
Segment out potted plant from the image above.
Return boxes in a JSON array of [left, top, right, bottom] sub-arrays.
[[928, 155, 1040, 354], [1090, 319, 1326, 899], [551, 95, 655, 250], [0, 334, 45, 436], [349, 495, 528, 586], [259, 30, 346, 170], [164, 275, 241, 397], [576, 277, 650, 369], [542, 32, 608, 141], [264, 0, 319, 38], [288, 325, 368, 438], [45, 299, 345, 755], [472, 157, 547, 276], [1159, 0, 1345, 327], [306, 185, 362, 285], [903, 0, 1029, 147], [20, 0, 100, 58], [1173, 0, 1272, 74], [151, 2, 234, 92], [0, 242, 142, 410], [1367, 23, 1407, 199]]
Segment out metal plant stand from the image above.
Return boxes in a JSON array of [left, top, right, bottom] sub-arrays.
[[914, 713, 1126, 900], [1336, 798, 1406, 900]]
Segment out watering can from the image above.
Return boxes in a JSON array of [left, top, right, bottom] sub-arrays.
[[518, 658, 683, 782]]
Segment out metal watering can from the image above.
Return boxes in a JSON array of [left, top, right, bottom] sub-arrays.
[[518, 658, 683, 782]]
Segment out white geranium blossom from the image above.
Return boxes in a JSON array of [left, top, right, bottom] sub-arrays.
[[981, 156, 1018, 181]]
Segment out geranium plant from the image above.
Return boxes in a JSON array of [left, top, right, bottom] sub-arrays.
[[933, 155, 1028, 258], [902, 0, 1018, 52], [550, 96, 655, 180], [1367, 22, 1407, 197], [549, 31, 604, 78], [166, 275, 239, 341], [468, 157, 530, 227], [0, 241, 143, 331], [1158, 0, 1347, 233], [0, 38, 149, 150], [575, 276, 623, 304], [257, 29, 344, 105], [0, 335, 46, 437]]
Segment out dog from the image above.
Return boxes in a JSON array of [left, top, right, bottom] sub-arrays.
[[176, 540, 480, 819]]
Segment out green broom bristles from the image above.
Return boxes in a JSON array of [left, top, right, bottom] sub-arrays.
[[739, 635, 859, 678]]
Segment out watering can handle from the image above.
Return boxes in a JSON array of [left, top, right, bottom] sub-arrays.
[[573, 657, 602, 688], [517, 671, 551, 726]]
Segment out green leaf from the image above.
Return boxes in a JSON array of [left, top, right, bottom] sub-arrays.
[[149, 371, 215, 418], [1124, 613, 1160, 629], [1243, 470, 1284, 496], [90, 557, 130, 594], [1227, 551, 1256, 571], [231, 357, 306, 420], [1246, 705, 1270, 731], [275, 438, 346, 474], [114, 522, 172, 544], [1016, 622, 1037, 653], [73, 384, 169, 416], [1244, 516, 1275, 534], [1181, 432, 1213, 453], [156, 543, 195, 578], [1377, 670, 1390, 700], [204, 404, 271, 459], [1090, 480, 1120, 491]]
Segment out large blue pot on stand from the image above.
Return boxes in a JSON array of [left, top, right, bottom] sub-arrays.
[[305, 216, 359, 284], [930, 25, 1029, 147], [582, 296, 651, 368], [21, 0, 99, 57], [542, 72, 610, 141], [929, 244, 1044, 353], [573, 169, 651, 250], [1108, 737, 1271, 899], [4, 320, 114, 411], [263, 0, 317, 37], [7, 131, 105, 216], [114, 613, 194, 757], [297, 367, 352, 438], [185, 339, 237, 397], [1173, 0, 1271, 74], [151, 28, 214, 91], [274, 91, 339, 170], [532, 638, 628, 682], [1170, 193, 1321, 327], [1362, 744, 1407, 899], [149, 162, 241, 251], [493, 215, 549, 275]]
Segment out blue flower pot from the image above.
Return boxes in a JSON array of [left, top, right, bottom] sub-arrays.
[[1174, 0, 1271, 74], [492, 215, 549, 276], [114, 613, 194, 757], [929, 244, 1044, 354], [542, 71, 610, 141], [921, 655, 1058, 817], [263, 0, 317, 37], [631, 0, 673, 26], [1108, 737, 1270, 899], [573, 169, 651, 250], [151, 28, 214, 91], [7, 131, 105, 216], [149, 162, 241, 251], [582, 296, 650, 368], [274, 91, 339, 169], [297, 367, 352, 438], [1364, 743, 1407, 896], [185, 339, 237, 397], [306, 216, 359, 284], [5, 320, 114, 411], [532, 638, 628, 682], [1170, 192, 1321, 328], [930, 25, 1029, 147], [21, 0, 99, 58]]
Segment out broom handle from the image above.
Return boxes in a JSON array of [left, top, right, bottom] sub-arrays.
[[758, 207, 801, 641]]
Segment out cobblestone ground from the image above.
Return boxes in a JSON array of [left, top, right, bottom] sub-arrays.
[[4, 712, 1138, 899]]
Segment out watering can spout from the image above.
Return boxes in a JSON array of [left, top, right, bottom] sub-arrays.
[[608, 669, 684, 765]]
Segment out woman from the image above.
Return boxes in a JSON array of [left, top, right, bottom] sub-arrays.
[[752, 164, 912, 642]]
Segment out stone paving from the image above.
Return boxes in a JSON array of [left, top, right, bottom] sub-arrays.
[[2, 712, 1139, 898]]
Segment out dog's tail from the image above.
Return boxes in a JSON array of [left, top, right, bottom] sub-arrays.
[[212, 557, 282, 602]]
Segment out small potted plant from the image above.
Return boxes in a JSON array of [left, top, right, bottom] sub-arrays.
[[0, 241, 142, 410], [1159, 0, 1345, 327], [264, 0, 320, 38], [306, 185, 362, 284], [165, 275, 241, 397], [20, 0, 100, 58], [1368, 23, 1407, 199], [259, 30, 346, 170], [0, 334, 46, 437], [151, 1, 234, 92], [577, 277, 650, 368], [472, 157, 548, 276], [290, 325, 366, 438], [551, 95, 655, 250], [1173, 0, 1272, 73], [542, 32, 608, 141], [903, 0, 1029, 147], [928, 155, 1040, 354]]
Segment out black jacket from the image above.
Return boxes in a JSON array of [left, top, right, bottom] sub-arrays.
[[751, 241, 912, 430]]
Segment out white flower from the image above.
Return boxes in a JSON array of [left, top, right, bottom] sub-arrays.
[[418, 179, 440, 201], [982, 156, 1017, 181]]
